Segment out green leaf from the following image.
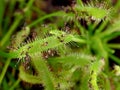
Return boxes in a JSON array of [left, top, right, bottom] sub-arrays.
[[19, 66, 42, 84], [1, 30, 85, 59], [0, 0, 5, 26], [75, 5, 109, 20], [101, 20, 120, 37], [48, 53, 93, 66], [31, 56, 55, 90]]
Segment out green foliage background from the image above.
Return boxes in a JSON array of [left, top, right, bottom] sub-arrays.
[[0, 0, 120, 90]]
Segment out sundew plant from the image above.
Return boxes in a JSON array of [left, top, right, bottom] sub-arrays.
[[0, 0, 120, 90]]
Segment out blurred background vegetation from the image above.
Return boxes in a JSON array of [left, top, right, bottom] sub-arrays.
[[0, 0, 120, 90]]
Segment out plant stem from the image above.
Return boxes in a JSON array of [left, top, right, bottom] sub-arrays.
[[0, 15, 23, 47], [108, 44, 120, 49], [0, 58, 11, 85], [9, 78, 21, 90], [27, 11, 64, 28], [109, 54, 120, 65]]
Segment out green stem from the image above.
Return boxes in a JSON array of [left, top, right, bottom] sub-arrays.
[[109, 54, 120, 65], [0, 0, 5, 26], [25, 0, 34, 10], [9, 79, 21, 90], [0, 50, 18, 58], [108, 44, 120, 49], [0, 15, 23, 47], [27, 11, 64, 28], [0, 58, 11, 85], [75, 20, 86, 35]]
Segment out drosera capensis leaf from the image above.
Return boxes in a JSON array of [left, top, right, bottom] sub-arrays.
[[0, 30, 86, 59], [10, 26, 30, 50], [31, 56, 55, 90], [48, 52, 95, 66], [74, 1, 112, 21], [19, 66, 42, 84], [19, 56, 56, 89], [89, 58, 105, 90]]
